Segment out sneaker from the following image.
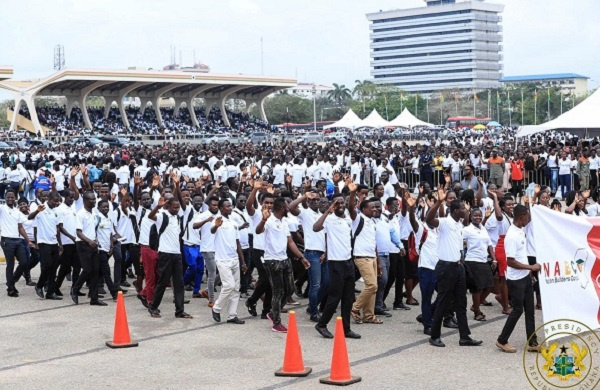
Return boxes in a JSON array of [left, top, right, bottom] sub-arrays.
[[185, 285, 193, 292], [245, 300, 257, 317], [240, 292, 250, 299], [272, 323, 287, 333], [287, 298, 300, 306], [266, 312, 274, 324]]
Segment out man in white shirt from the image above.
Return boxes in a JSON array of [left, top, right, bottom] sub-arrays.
[[313, 195, 361, 339], [28, 191, 63, 300], [256, 197, 308, 333], [231, 194, 252, 297], [55, 189, 81, 295], [347, 182, 382, 324], [425, 188, 482, 348], [0, 189, 35, 297], [272, 158, 286, 186], [289, 190, 329, 322], [182, 194, 205, 298], [147, 195, 192, 319], [210, 199, 248, 324], [194, 196, 221, 306], [496, 205, 541, 353]]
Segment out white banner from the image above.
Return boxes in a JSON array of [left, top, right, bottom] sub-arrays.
[[531, 206, 600, 332]]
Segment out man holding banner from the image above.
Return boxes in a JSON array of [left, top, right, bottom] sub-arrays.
[[496, 204, 541, 353]]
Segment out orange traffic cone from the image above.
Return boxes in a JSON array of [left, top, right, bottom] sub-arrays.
[[106, 291, 138, 349], [275, 311, 312, 377], [320, 317, 361, 385]]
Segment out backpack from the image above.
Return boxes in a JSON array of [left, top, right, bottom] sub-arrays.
[[524, 156, 535, 171], [350, 216, 365, 251], [408, 227, 428, 263], [151, 213, 183, 252]]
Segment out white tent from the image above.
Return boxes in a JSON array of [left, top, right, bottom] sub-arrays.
[[360, 109, 390, 128], [388, 108, 434, 128], [323, 109, 364, 129], [517, 89, 600, 137]]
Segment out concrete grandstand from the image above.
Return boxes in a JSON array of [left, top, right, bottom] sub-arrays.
[[0, 68, 296, 136]]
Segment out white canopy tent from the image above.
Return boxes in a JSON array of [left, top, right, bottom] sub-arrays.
[[517, 89, 600, 137], [388, 108, 434, 128], [323, 109, 364, 129], [360, 109, 390, 128]]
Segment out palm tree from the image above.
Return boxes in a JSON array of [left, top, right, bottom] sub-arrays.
[[327, 83, 352, 106], [353, 80, 374, 114]]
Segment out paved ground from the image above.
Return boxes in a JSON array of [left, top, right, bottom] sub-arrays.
[[0, 264, 540, 390]]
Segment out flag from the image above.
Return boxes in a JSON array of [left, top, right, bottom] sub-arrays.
[[531, 206, 600, 333], [534, 89, 538, 100], [496, 90, 500, 103], [548, 88, 551, 102], [440, 93, 444, 103], [400, 93, 405, 101], [474, 92, 479, 102]]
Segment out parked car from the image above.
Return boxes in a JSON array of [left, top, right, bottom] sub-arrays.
[[0, 141, 12, 150], [325, 131, 346, 141], [99, 136, 128, 147], [250, 132, 269, 144], [29, 139, 54, 148], [5, 141, 29, 149]]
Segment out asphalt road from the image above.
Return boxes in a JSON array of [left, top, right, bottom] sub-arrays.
[[0, 265, 540, 389]]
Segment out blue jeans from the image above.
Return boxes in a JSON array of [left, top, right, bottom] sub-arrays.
[[559, 174, 571, 198], [183, 245, 204, 294], [375, 253, 390, 311], [305, 250, 330, 315], [550, 168, 558, 192], [418, 267, 436, 329]]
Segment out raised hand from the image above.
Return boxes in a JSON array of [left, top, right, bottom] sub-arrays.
[[70, 167, 79, 178], [445, 172, 452, 184], [347, 180, 357, 193], [120, 186, 127, 197], [36, 204, 46, 213], [332, 172, 342, 184], [534, 184, 541, 195], [285, 174, 292, 184], [266, 184, 275, 194], [214, 216, 223, 227], [253, 178, 263, 190], [477, 176, 484, 185], [261, 207, 271, 220], [157, 197, 166, 208], [170, 172, 180, 184], [306, 191, 318, 200], [583, 189, 591, 199], [485, 206, 492, 218], [403, 192, 416, 208], [151, 174, 160, 188], [437, 187, 447, 202], [250, 166, 258, 177], [134, 171, 143, 186]]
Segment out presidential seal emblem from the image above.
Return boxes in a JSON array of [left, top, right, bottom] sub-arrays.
[[524, 319, 600, 389]]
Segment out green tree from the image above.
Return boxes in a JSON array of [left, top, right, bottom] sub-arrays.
[[327, 83, 352, 106]]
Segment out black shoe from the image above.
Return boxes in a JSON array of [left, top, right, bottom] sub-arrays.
[[245, 300, 257, 317], [7, 290, 18, 297], [315, 324, 334, 339], [294, 287, 303, 297], [260, 312, 269, 320], [116, 287, 128, 294], [98, 287, 108, 295], [66, 274, 72, 282], [393, 303, 410, 310], [127, 269, 135, 279], [90, 300, 108, 306], [459, 337, 483, 346], [354, 288, 361, 294], [443, 318, 459, 329], [423, 327, 432, 336], [25, 280, 36, 287], [176, 312, 194, 319], [212, 309, 221, 323], [185, 285, 193, 292], [54, 289, 63, 297], [345, 330, 361, 339], [46, 293, 62, 300], [310, 314, 321, 323], [429, 338, 446, 348], [375, 308, 392, 317], [148, 308, 161, 318], [227, 317, 245, 324], [70, 288, 79, 305], [77, 291, 86, 296], [120, 281, 130, 288], [35, 286, 44, 299], [89, 294, 105, 299], [137, 294, 149, 308], [416, 314, 423, 323]]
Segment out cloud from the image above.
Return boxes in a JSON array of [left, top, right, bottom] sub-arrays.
[[229, 0, 260, 14]]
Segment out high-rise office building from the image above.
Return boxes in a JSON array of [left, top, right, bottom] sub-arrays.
[[366, 0, 504, 93]]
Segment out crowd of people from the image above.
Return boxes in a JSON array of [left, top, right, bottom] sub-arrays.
[[15, 104, 271, 137], [0, 126, 597, 352]]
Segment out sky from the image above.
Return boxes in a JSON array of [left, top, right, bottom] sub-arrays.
[[1, 0, 599, 96]]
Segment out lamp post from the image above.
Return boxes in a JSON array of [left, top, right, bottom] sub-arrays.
[[312, 85, 317, 132]]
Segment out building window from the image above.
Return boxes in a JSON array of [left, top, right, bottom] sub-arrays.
[[372, 19, 472, 33], [391, 78, 474, 87], [374, 58, 473, 70], [374, 68, 474, 79], [373, 39, 472, 52], [374, 49, 472, 61], [374, 29, 472, 43], [372, 9, 471, 24]]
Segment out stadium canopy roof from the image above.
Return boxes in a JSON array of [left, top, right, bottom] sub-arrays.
[[0, 66, 13, 81], [517, 89, 600, 138], [501, 73, 589, 82], [388, 108, 434, 128], [0, 68, 296, 135]]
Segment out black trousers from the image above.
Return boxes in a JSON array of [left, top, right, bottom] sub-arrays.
[[98, 251, 119, 295], [1, 237, 28, 291], [151, 252, 185, 315], [383, 252, 404, 305], [37, 243, 61, 295], [56, 244, 80, 289], [498, 276, 537, 345], [118, 243, 141, 283], [247, 249, 272, 313], [319, 259, 356, 333], [591, 169, 598, 191], [74, 242, 100, 301], [240, 248, 252, 293], [264, 259, 294, 326], [430, 261, 470, 340]]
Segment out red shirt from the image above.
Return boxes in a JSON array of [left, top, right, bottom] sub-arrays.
[[510, 160, 524, 181]]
